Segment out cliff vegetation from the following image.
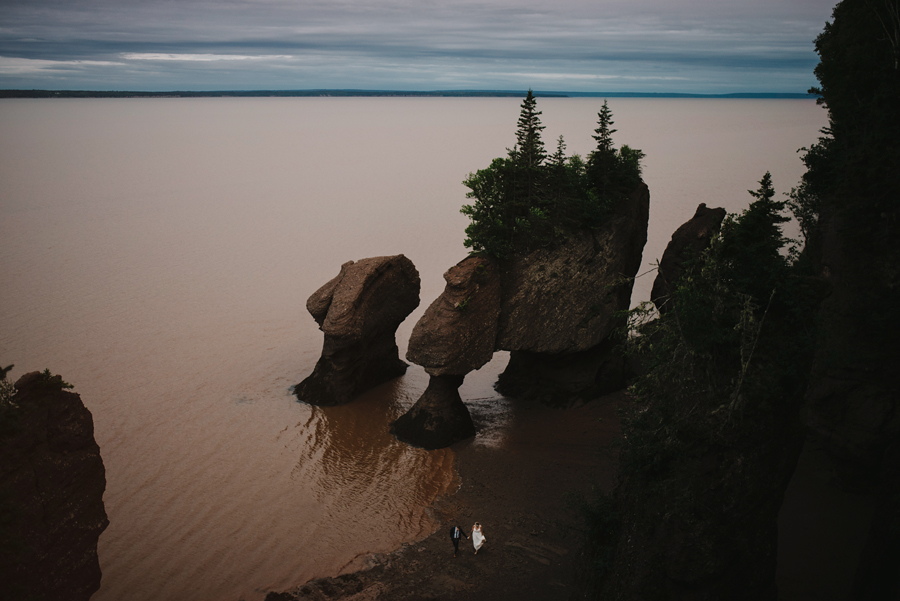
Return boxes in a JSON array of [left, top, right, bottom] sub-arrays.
[[583, 0, 900, 598], [460, 90, 644, 259]]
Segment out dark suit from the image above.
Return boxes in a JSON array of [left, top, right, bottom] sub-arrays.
[[450, 525, 467, 555]]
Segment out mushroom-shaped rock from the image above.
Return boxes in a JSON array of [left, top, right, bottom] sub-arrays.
[[406, 255, 501, 377], [392, 256, 501, 448], [389, 375, 475, 449], [495, 182, 650, 401], [650, 203, 727, 313], [294, 255, 420, 406]]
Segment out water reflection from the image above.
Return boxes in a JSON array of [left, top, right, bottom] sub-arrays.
[[289, 379, 457, 564]]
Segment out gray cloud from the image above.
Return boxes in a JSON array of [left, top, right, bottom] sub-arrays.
[[0, 0, 836, 92]]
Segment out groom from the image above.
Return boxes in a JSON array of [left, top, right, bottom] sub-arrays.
[[450, 525, 468, 557]]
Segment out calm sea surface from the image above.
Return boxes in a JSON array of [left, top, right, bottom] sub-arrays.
[[0, 98, 827, 600]]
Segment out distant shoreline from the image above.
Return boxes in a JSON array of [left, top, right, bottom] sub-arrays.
[[0, 89, 818, 99]]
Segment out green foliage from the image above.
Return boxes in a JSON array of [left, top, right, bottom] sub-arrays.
[[35, 368, 74, 392], [718, 172, 791, 303], [0, 364, 19, 438], [568, 487, 619, 594], [0, 379, 15, 409], [797, 0, 900, 363], [620, 173, 819, 476], [460, 93, 645, 258], [800, 0, 900, 250]]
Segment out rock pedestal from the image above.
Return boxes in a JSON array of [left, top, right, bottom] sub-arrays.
[[392, 256, 501, 447], [295, 255, 420, 406], [406, 255, 501, 377], [389, 374, 475, 449]]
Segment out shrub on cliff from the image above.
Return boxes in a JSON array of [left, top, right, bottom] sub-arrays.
[[622, 171, 819, 475], [460, 92, 644, 259]]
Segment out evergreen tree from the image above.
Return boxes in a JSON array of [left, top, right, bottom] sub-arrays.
[[587, 100, 619, 198], [513, 89, 547, 170], [591, 100, 617, 153], [509, 89, 548, 210], [461, 93, 644, 259], [719, 171, 790, 304]]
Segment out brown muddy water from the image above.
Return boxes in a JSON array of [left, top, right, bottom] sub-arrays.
[[0, 98, 833, 600]]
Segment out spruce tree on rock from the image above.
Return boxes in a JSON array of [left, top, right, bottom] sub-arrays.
[[514, 89, 547, 170], [592, 100, 617, 153], [587, 100, 620, 200], [510, 89, 547, 208]]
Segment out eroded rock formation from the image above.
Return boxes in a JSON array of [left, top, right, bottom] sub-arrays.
[[394, 183, 650, 446], [494, 182, 650, 402], [650, 203, 726, 313], [392, 256, 500, 448], [0, 371, 109, 601], [389, 374, 474, 450], [295, 255, 420, 406]]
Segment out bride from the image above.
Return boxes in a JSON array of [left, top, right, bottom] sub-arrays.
[[472, 522, 486, 554]]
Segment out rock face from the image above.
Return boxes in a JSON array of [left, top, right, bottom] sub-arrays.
[[393, 256, 499, 448], [650, 203, 726, 313], [495, 182, 650, 401], [804, 201, 900, 597], [406, 255, 501, 377], [0, 371, 109, 601], [295, 255, 420, 406]]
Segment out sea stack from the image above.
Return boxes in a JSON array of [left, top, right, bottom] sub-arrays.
[[650, 203, 727, 313], [392, 255, 501, 448], [295, 255, 420, 406], [494, 182, 650, 403]]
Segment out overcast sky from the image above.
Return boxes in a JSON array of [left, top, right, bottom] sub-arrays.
[[0, 0, 837, 93]]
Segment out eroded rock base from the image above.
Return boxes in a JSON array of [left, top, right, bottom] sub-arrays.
[[390, 375, 475, 449], [295, 333, 408, 406], [495, 341, 629, 405]]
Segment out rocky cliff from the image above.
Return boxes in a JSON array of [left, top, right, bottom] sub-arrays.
[[803, 179, 900, 598], [0, 370, 109, 601], [594, 191, 821, 600], [794, 1, 900, 595]]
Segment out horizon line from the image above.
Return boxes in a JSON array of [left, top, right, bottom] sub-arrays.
[[0, 88, 818, 99]]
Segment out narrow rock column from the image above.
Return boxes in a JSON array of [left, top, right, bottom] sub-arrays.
[[650, 203, 726, 313], [390, 375, 473, 450], [391, 256, 501, 448]]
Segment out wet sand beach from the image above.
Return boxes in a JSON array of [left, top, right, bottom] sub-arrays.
[[267, 391, 624, 601]]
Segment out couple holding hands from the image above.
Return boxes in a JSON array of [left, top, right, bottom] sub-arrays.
[[450, 523, 485, 557]]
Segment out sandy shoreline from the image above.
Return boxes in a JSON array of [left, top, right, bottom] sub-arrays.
[[266, 391, 625, 601]]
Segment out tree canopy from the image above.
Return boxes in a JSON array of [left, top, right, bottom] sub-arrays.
[[460, 93, 645, 259]]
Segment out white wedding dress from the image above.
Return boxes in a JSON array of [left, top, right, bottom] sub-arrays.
[[472, 527, 486, 552]]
